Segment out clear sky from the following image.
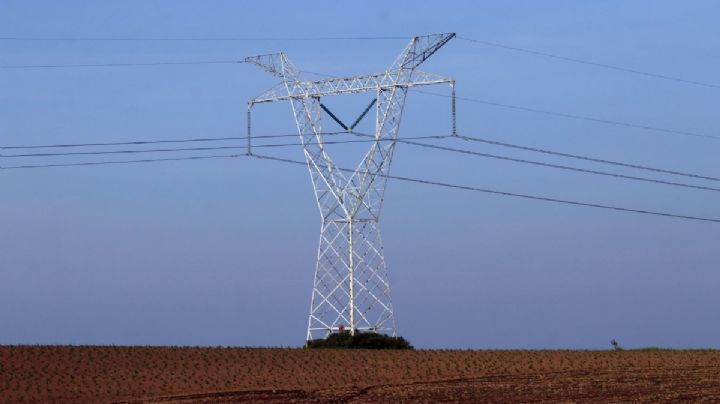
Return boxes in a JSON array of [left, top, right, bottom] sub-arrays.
[[1, 1, 718, 349]]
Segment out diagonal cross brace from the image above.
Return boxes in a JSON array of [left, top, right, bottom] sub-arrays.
[[319, 103, 349, 131], [319, 98, 377, 132]]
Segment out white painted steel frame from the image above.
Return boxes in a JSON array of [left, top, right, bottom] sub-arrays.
[[247, 33, 456, 340]]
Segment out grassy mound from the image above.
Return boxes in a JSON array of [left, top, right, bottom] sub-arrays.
[[306, 331, 414, 350]]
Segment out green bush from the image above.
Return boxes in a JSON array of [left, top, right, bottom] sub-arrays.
[[306, 331, 414, 349]]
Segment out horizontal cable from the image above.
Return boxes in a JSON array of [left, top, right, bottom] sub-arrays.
[[0, 135, 446, 159], [3, 145, 716, 223], [458, 36, 720, 89], [350, 132, 720, 193], [0, 131, 346, 150], [1, 136, 247, 150], [5, 131, 716, 183], [5, 35, 715, 91], [0, 60, 244, 69], [300, 70, 335, 78], [458, 134, 720, 182], [6, 132, 718, 192], [413, 89, 720, 141], [2, 145, 248, 158], [0, 154, 244, 169], [252, 153, 720, 224]]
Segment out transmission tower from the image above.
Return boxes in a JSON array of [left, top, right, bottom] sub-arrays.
[[246, 33, 456, 340]]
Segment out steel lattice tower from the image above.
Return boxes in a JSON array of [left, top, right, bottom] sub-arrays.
[[246, 33, 456, 340]]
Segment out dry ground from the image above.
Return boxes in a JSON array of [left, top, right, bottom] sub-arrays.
[[1, 346, 719, 403]]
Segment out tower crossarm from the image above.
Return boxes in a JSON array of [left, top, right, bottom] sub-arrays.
[[244, 52, 299, 79], [249, 70, 453, 104]]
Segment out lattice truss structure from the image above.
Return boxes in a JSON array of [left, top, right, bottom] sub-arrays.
[[246, 33, 456, 340]]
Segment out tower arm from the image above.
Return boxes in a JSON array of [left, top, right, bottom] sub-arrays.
[[249, 70, 452, 103], [244, 52, 300, 79], [390, 33, 456, 72]]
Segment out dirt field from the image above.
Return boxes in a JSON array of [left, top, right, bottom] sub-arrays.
[[1, 346, 719, 403]]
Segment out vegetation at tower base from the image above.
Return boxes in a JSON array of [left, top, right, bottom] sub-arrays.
[[305, 331, 414, 349]]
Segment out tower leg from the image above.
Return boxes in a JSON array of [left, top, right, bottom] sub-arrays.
[[307, 217, 396, 340]]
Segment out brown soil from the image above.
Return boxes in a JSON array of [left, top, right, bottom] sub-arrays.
[[1, 346, 719, 403]]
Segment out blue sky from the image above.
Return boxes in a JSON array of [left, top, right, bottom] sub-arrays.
[[1, 1, 718, 348]]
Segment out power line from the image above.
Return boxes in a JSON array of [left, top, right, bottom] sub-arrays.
[[0, 154, 244, 170], [2, 145, 248, 158], [6, 131, 718, 192], [352, 132, 720, 193], [6, 130, 716, 183], [0, 36, 409, 41], [4, 34, 716, 91], [413, 89, 720, 141], [458, 36, 720, 90], [6, 62, 714, 143], [0, 132, 346, 150], [2, 142, 715, 223], [457, 134, 720, 182], [1, 136, 246, 150], [300, 70, 336, 78], [0, 135, 447, 158], [252, 153, 720, 224], [0, 60, 244, 69]]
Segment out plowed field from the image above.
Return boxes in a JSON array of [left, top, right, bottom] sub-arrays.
[[1, 346, 719, 403]]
